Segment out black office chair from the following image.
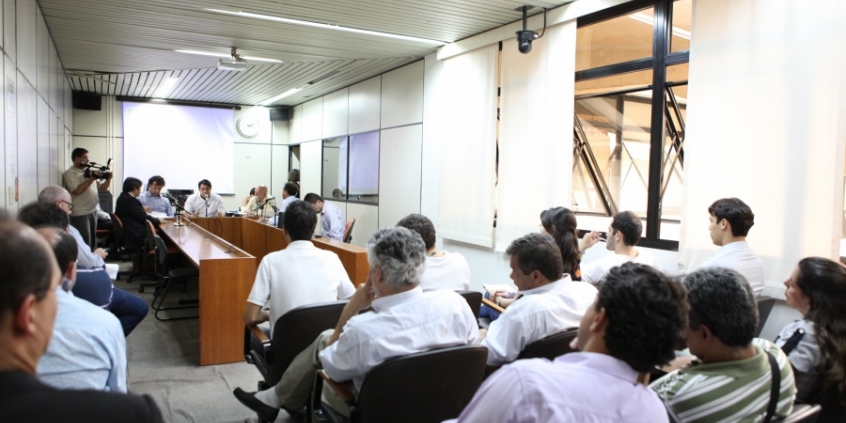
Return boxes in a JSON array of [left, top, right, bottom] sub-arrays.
[[343, 219, 355, 244], [781, 404, 822, 423], [110, 213, 138, 281], [150, 235, 199, 321], [313, 345, 488, 423], [246, 300, 348, 391], [456, 290, 482, 321], [516, 328, 579, 361], [132, 220, 159, 293], [756, 297, 776, 337]]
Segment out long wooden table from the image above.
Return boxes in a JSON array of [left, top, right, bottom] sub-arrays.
[[190, 217, 370, 285], [158, 221, 256, 366]]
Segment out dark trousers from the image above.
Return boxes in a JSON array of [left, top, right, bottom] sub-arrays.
[[70, 213, 97, 251], [109, 288, 149, 336]]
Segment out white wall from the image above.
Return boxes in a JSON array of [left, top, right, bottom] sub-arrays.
[[2, 0, 73, 211]]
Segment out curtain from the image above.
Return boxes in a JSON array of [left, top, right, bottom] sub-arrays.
[[437, 44, 499, 247], [678, 0, 846, 288], [496, 21, 577, 251]]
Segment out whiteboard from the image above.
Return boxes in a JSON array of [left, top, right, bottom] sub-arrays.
[[122, 102, 235, 193]]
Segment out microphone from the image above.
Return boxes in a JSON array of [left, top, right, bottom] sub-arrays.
[[263, 196, 276, 202]]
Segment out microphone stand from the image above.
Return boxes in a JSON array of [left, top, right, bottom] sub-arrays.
[[204, 197, 209, 218], [165, 194, 190, 227]]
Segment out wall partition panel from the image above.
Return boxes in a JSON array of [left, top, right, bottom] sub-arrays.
[[298, 139, 322, 201], [348, 77, 381, 134], [289, 104, 303, 144], [322, 88, 349, 138], [302, 98, 323, 142], [233, 143, 272, 210], [379, 125, 422, 229], [36, 7, 49, 99], [36, 97, 49, 191], [270, 144, 290, 198], [15, 0, 35, 84], [381, 61, 423, 128], [3, 0, 14, 62], [17, 76, 36, 206], [346, 202, 378, 248], [50, 112, 58, 186]]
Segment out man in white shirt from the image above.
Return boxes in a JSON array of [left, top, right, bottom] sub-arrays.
[[579, 211, 655, 285], [481, 233, 597, 366], [396, 213, 471, 291], [242, 200, 356, 336], [233, 227, 479, 422], [449, 262, 688, 423], [304, 193, 345, 242], [184, 179, 227, 217], [244, 185, 277, 221], [696, 198, 765, 296]]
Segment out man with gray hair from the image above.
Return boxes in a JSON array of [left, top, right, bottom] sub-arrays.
[[38, 185, 108, 269], [233, 227, 480, 422]]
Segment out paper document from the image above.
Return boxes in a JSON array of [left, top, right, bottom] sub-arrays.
[[483, 284, 516, 294]]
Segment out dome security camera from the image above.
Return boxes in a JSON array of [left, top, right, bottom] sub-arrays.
[[516, 30, 538, 54]]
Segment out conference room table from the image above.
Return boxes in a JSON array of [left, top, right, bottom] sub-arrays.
[[158, 216, 369, 366]]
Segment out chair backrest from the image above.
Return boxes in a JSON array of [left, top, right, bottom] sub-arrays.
[[275, 212, 285, 229], [457, 290, 482, 320], [144, 220, 157, 253], [153, 234, 170, 275], [782, 403, 822, 423], [343, 219, 355, 244], [99, 191, 114, 213], [517, 328, 579, 361], [355, 345, 488, 423], [110, 213, 125, 248], [265, 300, 347, 386], [756, 297, 776, 337]]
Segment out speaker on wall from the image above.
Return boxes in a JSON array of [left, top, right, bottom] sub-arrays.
[[72, 92, 102, 111], [269, 107, 292, 122]]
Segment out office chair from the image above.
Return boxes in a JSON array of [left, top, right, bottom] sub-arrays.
[[756, 297, 776, 337], [150, 235, 199, 321], [456, 290, 482, 321], [313, 345, 488, 423], [343, 219, 355, 244], [110, 213, 138, 281], [517, 328, 579, 361]]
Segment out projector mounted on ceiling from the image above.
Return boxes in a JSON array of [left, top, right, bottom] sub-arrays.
[[218, 47, 248, 71]]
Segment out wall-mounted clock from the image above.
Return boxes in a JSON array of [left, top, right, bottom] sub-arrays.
[[237, 116, 261, 138]]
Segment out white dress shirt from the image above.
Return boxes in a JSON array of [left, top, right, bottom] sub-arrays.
[[184, 192, 227, 217], [581, 250, 655, 285], [696, 241, 765, 296], [247, 240, 356, 334], [482, 277, 598, 365], [320, 201, 345, 241], [447, 352, 669, 423], [421, 251, 471, 291], [319, 287, 479, 391]]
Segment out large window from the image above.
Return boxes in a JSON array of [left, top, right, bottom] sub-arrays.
[[573, 0, 690, 249], [322, 131, 380, 204]]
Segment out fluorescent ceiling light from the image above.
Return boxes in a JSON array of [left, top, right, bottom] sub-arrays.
[[175, 49, 283, 63], [629, 13, 690, 40], [206, 9, 447, 45], [259, 88, 301, 106], [153, 77, 179, 98]]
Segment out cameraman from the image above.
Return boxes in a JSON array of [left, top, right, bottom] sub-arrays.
[[63, 148, 111, 249]]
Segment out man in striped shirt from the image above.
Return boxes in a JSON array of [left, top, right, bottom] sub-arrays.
[[651, 268, 795, 422]]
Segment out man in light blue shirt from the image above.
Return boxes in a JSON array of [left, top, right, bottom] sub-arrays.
[[38, 186, 108, 268], [34, 227, 127, 393], [304, 193, 345, 242], [138, 175, 174, 217]]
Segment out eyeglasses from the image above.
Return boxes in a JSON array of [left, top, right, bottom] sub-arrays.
[[60, 200, 75, 211]]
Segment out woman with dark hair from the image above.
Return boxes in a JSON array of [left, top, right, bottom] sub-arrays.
[[539, 207, 582, 280], [241, 187, 256, 208], [777, 257, 846, 411]]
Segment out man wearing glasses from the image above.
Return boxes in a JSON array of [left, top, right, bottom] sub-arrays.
[[38, 186, 108, 269]]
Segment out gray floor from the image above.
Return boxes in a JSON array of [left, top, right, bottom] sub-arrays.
[[112, 262, 295, 423]]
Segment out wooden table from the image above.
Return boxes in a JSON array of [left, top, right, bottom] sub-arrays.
[[158, 221, 256, 366], [189, 217, 370, 285]]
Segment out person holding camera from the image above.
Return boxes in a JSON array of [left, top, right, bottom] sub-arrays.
[[63, 148, 111, 249]]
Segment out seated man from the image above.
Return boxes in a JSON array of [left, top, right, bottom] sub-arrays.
[[651, 267, 795, 422], [304, 193, 345, 241], [38, 186, 108, 269], [450, 262, 688, 422], [482, 233, 597, 366], [697, 198, 765, 296], [243, 200, 356, 336], [244, 184, 277, 220], [0, 221, 163, 422], [138, 175, 174, 217], [184, 179, 227, 217], [18, 202, 148, 336], [578, 211, 655, 285], [233, 227, 479, 421], [33, 227, 127, 392], [278, 182, 299, 213], [397, 213, 471, 291], [115, 177, 160, 253]]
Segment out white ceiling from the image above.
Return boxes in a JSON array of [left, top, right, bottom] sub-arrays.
[[41, 0, 574, 106]]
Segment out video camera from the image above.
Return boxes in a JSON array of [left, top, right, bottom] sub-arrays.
[[82, 158, 113, 180]]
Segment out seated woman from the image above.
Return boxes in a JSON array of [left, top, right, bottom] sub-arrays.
[[481, 207, 583, 322], [777, 257, 846, 408], [115, 177, 160, 253]]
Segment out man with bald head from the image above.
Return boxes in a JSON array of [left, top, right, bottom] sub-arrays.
[[0, 220, 163, 423], [245, 184, 277, 221], [38, 185, 108, 269]]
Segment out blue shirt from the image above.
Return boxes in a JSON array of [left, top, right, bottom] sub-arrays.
[[68, 225, 105, 268], [321, 201, 345, 241], [37, 288, 127, 392], [138, 191, 174, 216]]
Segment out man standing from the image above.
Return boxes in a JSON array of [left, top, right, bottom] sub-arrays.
[[304, 193, 345, 242], [233, 227, 479, 421], [243, 200, 355, 336], [481, 233, 597, 366], [579, 211, 655, 285], [63, 148, 111, 249], [449, 263, 688, 423], [397, 213, 471, 291], [0, 221, 163, 422], [651, 268, 795, 422], [697, 198, 765, 296], [244, 185, 277, 220], [138, 175, 173, 217], [184, 179, 227, 217]]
